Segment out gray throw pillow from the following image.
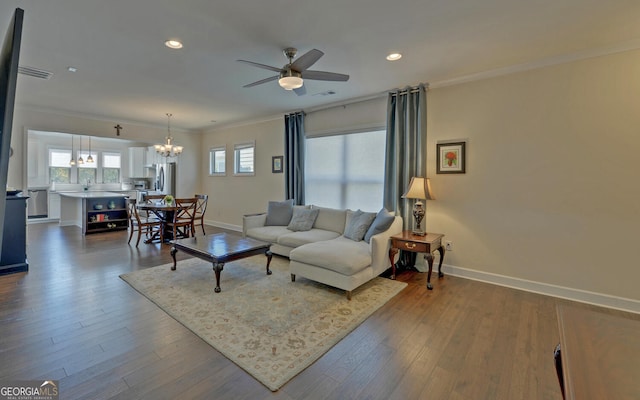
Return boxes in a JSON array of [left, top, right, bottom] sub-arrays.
[[364, 208, 396, 243], [265, 199, 294, 226], [343, 209, 376, 241], [287, 208, 319, 232]]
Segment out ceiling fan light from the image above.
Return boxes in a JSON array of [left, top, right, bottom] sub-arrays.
[[278, 76, 303, 90]]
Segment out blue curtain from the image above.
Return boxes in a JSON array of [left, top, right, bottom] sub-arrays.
[[383, 84, 428, 230], [284, 112, 305, 205]]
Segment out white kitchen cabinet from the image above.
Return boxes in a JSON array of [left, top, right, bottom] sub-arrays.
[[128, 147, 146, 177], [48, 192, 61, 219], [146, 146, 157, 166]]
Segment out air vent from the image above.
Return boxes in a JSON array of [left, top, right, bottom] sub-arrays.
[[18, 65, 53, 80]]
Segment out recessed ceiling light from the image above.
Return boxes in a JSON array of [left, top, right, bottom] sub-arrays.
[[386, 53, 402, 61], [164, 39, 183, 49], [67, 66, 77, 72]]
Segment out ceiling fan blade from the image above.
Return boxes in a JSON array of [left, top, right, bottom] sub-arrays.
[[293, 85, 307, 96], [302, 70, 349, 82], [237, 59, 282, 73], [290, 49, 324, 72], [243, 75, 278, 88]]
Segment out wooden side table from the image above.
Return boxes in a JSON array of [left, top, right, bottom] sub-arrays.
[[389, 231, 445, 290]]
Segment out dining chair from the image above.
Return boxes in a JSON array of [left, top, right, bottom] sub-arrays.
[[126, 198, 163, 247], [165, 198, 197, 240], [142, 194, 166, 203], [193, 194, 209, 235]]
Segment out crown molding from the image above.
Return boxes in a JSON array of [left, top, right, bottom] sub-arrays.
[[17, 39, 640, 134], [431, 38, 640, 89], [14, 103, 194, 134]]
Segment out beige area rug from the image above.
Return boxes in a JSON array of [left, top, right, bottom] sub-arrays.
[[120, 255, 407, 391]]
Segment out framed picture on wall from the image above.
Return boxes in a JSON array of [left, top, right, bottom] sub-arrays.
[[272, 156, 283, 173], [437, 142, 466, 174]]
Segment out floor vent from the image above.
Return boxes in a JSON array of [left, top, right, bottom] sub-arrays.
[[18, 65, 53, 80]]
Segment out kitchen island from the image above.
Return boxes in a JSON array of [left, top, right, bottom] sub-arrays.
[[59, 191, 129, 234]]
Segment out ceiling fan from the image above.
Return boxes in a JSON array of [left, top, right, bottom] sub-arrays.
[[238, 48, 349, 96]]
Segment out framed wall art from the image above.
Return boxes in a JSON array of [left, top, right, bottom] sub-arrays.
[[437, 142, 466, 174], [272, 156, 283, 173]]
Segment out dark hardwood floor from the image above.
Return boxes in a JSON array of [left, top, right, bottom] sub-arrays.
[[1, 222, 635, 399]]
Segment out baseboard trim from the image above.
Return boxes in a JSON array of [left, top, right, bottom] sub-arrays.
[[206, 220, 242, 233], [441, 263, 640, 315], [204, 220, 640, 314]]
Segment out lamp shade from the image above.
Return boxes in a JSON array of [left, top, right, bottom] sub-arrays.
[[401, 177, 435, 200]]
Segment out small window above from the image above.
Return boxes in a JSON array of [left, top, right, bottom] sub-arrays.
[[234, 142, 255, 176], [209, 146, 226, 176]]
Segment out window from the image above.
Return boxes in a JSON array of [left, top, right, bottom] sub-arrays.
[[209, 146, 226, 175], [102, 152, 121, 183], [49, 149, 72, 183], [234, 142, 255, 175], [305, 130, 386, 211], [77, 150, 97, 184]]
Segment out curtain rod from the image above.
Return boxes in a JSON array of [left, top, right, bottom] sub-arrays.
[[388, 83, 430, 96], [301, 82, 430, 115]]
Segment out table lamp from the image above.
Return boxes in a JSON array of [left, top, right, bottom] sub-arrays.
[[401, 177, 435, 236]]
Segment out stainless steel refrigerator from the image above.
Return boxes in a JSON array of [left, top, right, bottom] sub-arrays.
[[155, 162, 176, 196]]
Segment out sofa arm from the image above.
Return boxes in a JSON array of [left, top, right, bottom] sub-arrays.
[[369, 216, 403, 275], [242, 213, 267, 237]]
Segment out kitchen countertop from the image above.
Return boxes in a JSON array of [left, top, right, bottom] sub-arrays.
[[58, 191, 128, 198]]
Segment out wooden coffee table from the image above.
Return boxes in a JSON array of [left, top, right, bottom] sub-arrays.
[[170, 232, 272, 293]]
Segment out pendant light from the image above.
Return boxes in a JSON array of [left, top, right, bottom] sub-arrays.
[[86, 136, 94, 163], [69, 135, 76, 166], [77, 136, 84, 164]]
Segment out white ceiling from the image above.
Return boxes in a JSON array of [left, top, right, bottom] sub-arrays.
[[4, 0, 640, 131]]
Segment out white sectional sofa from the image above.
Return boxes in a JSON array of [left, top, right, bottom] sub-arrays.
[[243, 201, 403, 299]]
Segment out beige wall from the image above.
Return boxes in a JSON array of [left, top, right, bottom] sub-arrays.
[[427, 49, 640, 302], [8, 108, 200, 197], [200, 117, 285, 228], [202, 50, 640, 307]]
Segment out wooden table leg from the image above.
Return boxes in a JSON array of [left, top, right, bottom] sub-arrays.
[[425, 252, 434, 290], [436, 245, 445, 278], [388, 247, 398, 280], [170, 246, 178, 270], [212, 262, 224, 293], [265, 249, 273, 275]]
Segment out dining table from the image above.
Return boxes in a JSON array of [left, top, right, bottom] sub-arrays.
[[137, 201, 182, 243]]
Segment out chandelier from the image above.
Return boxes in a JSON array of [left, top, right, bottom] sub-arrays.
[[154, 113, 183, 158]]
